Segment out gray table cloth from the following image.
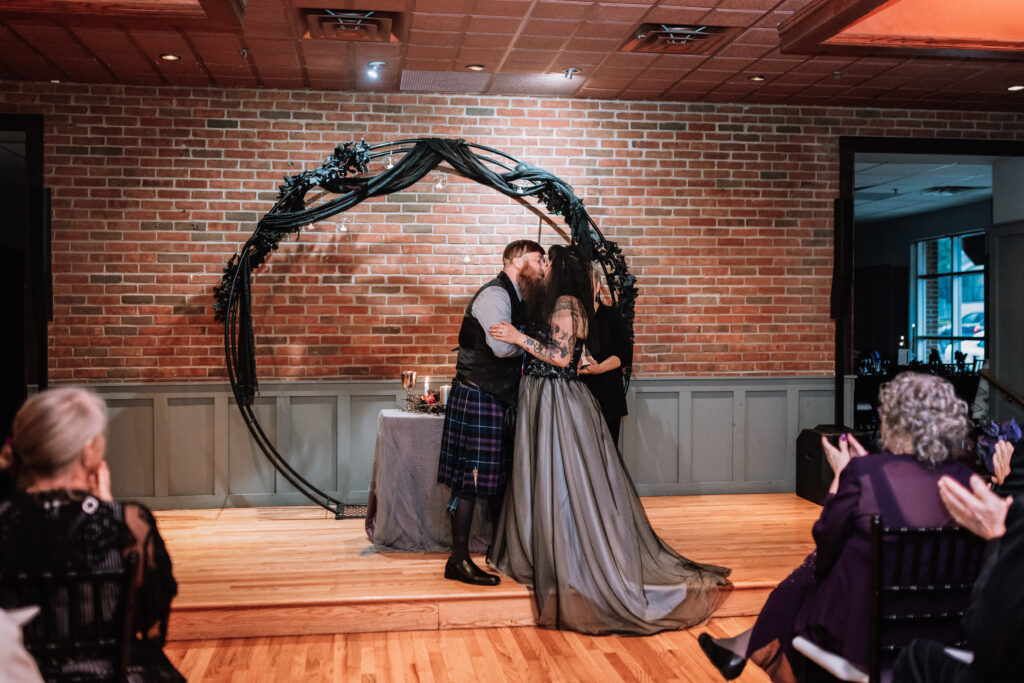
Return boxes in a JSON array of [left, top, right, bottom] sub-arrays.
[[366, 409, 491, 553]]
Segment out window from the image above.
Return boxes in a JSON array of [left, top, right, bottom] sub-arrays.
[[911, 233, 985, 364]]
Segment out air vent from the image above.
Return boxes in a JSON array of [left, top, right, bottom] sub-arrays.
[[400, 70, 492, 93], [621, 24, 741, 55], [299, 9, 401, 42], [923, 186, 987, 196]]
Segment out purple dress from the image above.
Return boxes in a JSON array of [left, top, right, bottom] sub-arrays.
[[747, 452, 973, 683]]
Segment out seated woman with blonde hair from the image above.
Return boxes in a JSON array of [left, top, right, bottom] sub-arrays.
[[0, 387, 183, 682], [699, 372, 976, 682]]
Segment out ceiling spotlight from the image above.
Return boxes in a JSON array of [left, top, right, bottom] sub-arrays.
[[563, 67, 580, 80], [465, 64, 486, 72], [1008, 85, 1024, 91], [49, 79, 60, 84], [159, 53, 181, 61], [746, 74, 767, 82], [367, 61, 387, 79]]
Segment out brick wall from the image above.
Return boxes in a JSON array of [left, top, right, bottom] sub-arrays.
[[2, 81, 1022, 383]]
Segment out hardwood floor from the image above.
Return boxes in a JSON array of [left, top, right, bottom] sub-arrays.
[[154, 493, 819, 640], [165, 616, 771, 682]]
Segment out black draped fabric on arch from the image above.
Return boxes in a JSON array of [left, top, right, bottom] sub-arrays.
[[213, 138, 638, 517]]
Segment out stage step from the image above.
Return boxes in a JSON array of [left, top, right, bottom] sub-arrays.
[[156, 494, 818, 641]]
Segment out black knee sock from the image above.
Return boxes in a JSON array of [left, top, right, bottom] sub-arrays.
[[450, 494, 476, 562]]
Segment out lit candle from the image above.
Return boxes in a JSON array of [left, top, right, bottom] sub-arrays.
[[440, 384, 451, 406], [424, 375, 430, 395]]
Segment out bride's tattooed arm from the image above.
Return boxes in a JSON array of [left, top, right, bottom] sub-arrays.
[[489, 296, 586, 368]]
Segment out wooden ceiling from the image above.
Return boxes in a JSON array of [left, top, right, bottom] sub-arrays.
[[1, 0, 1023, 111]]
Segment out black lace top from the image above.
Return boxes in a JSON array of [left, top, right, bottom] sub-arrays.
[[523, 323, 586, 380], [0, 489, 182, 681]]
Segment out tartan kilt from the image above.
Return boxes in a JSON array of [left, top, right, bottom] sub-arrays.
[[437, 383, 512, 499]]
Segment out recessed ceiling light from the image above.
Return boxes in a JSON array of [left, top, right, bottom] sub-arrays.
[[746, 74, 767, 82], [49, 79, 60, 84], [367, 61, 387, 79], [465, 64, 486, 72], [159, 53, 181, 61], [1008, 85, 1024, 91]]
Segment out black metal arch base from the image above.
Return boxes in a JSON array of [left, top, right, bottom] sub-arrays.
[[213, 138, 638, 517]]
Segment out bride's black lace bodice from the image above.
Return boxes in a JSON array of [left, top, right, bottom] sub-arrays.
[[523, 324, 585, 380]]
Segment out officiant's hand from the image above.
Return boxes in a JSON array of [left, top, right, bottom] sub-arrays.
[[578, 354, 598, 374], [490, 321, 524, 346]]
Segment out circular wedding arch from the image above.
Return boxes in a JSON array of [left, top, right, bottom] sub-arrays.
[[213, 138, 638, 517]]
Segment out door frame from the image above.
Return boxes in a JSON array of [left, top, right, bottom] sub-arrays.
[[835, 136, 1024, 425]]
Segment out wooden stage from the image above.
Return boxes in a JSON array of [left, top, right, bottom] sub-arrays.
[[156, 493, 819, 642]]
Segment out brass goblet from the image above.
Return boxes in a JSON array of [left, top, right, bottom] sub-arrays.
[[401, 370, 417, 410]]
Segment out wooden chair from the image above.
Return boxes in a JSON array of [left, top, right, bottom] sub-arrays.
[[0, 552, 139, 683], [795, 515, 986, 683]]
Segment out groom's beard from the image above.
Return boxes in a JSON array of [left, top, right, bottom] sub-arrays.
[[518, 270, 544, 303]]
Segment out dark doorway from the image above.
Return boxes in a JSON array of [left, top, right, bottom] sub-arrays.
[[0, 114, 47, 438]]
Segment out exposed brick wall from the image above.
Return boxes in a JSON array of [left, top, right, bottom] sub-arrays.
[[2, 81, 1022, 383]]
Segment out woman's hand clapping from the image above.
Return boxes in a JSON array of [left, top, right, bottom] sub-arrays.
[[992, 439, 1015, 486], [821, 432, 868, 495], [939, 474, 1012, 540]]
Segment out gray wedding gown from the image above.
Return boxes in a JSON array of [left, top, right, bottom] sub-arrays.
[[488, 336, 732, 635]]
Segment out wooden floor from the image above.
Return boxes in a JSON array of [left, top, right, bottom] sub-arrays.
[[165, 616, 773, 682], [156, 493, 819, 642]]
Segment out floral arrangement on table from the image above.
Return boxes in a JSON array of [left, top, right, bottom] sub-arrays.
[[405, 390, 446, 415], [977, 418, 1021, 474]]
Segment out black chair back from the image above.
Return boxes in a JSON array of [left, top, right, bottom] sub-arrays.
[[868, 515, 986, 682], [1, 552, 138, 683]]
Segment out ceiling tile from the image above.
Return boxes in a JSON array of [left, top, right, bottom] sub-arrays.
[[700, 9, 763, 27], [471, 0, 534, 17], [244, 38, 301, 68], [516, 34, 569, 50], [533, 1, 591, 20], [411, 13, 469, 31], [518, 18, 580, 36], [466, 15, 523, 34], [455, 47, 509, 64], [576, 21, 635, 39], [416, 0, 474, 12], [715, 42, 774, 59], [589, 3, 650, 22], [564, 36, 623, 51], [409, 29, 463, 47], [462, 32, 514, 48], [643, 7, 711, 25]]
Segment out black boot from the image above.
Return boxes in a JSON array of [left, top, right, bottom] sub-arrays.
[[444, 556, 500, 586], [698, 633, 747, 680]]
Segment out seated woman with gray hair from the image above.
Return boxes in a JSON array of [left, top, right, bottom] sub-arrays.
[[699, 372, 976, 682], [0, 387, 183, 682]]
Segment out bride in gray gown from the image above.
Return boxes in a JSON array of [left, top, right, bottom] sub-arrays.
[[488, 244, 731, 635]]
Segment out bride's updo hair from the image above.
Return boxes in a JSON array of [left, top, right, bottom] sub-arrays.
[[5, 387, 108, 477], [878, 372, 968, 466], [524, 244, 593, 338]]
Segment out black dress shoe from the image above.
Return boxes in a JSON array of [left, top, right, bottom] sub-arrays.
[[698, 633, 747, 680], [444, 557, 501, 586]]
